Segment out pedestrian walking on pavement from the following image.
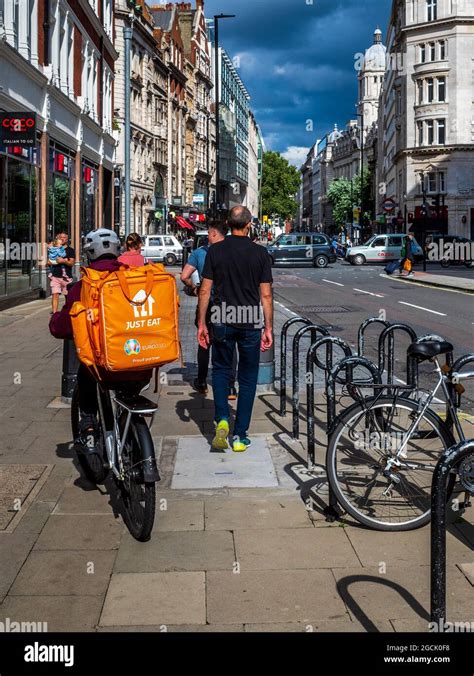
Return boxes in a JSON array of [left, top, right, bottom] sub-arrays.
[[47, 231, 75, 313], [181, 222, 237, 398], [197, 206, 273, 453], [118, 232, 146, 267], [399, 233, 415, 277]]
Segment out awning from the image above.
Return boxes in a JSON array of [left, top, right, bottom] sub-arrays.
[[176, 215, 194, 231]]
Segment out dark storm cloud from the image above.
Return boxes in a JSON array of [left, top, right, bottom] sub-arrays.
[[203, 0, 392, 162]]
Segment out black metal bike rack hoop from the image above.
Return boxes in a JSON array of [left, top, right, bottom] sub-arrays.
[[378, 323, 418, 387], [431, 439, 474, 627], [305, 337, 353, 466], [357, 317, 391, 358], [279, 317, 313, 417], [291, 324, 330, 439]]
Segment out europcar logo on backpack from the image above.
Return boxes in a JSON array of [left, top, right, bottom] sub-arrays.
[[124, 339, 141, 355]]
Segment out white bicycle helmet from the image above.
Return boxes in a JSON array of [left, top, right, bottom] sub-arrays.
[[83, 228, 121, 260]]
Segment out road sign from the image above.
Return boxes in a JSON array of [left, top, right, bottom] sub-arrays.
[[382, 198, 396, 213], [193, 193, 204, 204], [263, 215, 268, 223]]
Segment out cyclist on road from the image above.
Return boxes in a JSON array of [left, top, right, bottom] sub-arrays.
[[49, 229, 152, 441]]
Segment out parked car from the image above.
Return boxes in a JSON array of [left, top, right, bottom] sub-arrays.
[[346, 233, 423, 266], [424, 234, 473, 267], [267, 232, 337, 268], [141, 235, 183, 266]]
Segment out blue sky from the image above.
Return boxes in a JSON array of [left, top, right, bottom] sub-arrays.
[[203, 0, 392, 165]]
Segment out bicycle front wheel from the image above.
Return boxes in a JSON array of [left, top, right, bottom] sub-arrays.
[[327, 396, 455, 531], [119, 416, 156, 542]]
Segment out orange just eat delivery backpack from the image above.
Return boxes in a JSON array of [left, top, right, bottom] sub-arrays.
[[69, 263, 180, 373]]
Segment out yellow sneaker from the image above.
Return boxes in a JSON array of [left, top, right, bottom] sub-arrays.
[[212, 419, 230, 450], [232, 436, 252, 453]]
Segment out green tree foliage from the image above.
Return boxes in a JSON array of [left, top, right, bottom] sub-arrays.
[[261, 151, 301, 218], [327, 169, 373, 229]]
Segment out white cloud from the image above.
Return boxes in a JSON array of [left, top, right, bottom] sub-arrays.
[[282, 146, 310, 167]]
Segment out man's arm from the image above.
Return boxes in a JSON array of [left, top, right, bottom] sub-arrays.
[[197, 278, 213, 348], [260, 282, 273, 351], [57, 250, 75, 269], [180, 263, 198, 294]]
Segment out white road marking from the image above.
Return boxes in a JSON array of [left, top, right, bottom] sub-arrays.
[[353, 288, 385, 298], [323, 279, 344, 287], [398, 301, 446, 316]]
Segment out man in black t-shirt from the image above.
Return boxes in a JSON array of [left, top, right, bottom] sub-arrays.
[[48, 232, 76, 313], [198, 206, 273, 453]]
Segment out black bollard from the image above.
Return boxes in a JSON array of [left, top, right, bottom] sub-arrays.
[[61, 339, 80, 403]]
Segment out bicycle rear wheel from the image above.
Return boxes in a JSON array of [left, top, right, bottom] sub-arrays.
[[71, 383, 108, 485], [327, 396, 455, 531], [119, 416, 156, 541]]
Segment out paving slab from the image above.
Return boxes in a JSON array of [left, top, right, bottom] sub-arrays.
[[0, 595, 103, 632], [53, 487, 115, 515], [332, 565, 474, 626], [100, 572, 206, 626], [457, 562, 474, 586], [98, 624, 244, 632], [9, 550, 116, 596], [172, 436, 278, 489], [234, 527, 360, 570], [243, 618, 394, 632], [204, 497, 312, 530], [346, 525, 473, 568], [34, 514, 123, 550], [115, 530, 235, 573], [153, 499, 204, 531], [207, 569, 347, 624]]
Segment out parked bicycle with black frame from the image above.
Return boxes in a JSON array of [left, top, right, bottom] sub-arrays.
[[326, 340, 473, 531]]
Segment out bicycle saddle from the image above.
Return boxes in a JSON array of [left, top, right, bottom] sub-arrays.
[[407, 340, 453, 361]]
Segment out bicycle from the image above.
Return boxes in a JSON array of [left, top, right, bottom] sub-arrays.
[[71, 381, 160, 541], [326, 340, 473, 531]]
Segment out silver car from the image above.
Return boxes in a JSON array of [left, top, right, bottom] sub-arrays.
[[142, 235, 183, 266], [346, 234, 423, 266]]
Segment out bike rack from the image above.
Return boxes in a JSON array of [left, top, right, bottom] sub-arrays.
[[322, 355, 381, 521], [450, 353, 474, 409], [431, 439, 474, 627], [305, 337, 353, 467], [279, 317, 313, 417], [291, 324, 330, 439], [378, 323, 418, 387], [358, 317, 391, 358]]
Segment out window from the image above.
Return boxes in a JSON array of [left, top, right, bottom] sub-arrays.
[[427, 120, 434, 145], [418, 121, 424, 145], [429, 42, 436, 61], [439, 40, 446, 60], [388, 236, 403, 246], [278, 236, 293, 246], [437, 77, 446, 102], [417, 80, 423, 104], [148, 237, 163, 247], [313, 235, 327, 245], [420, 43, 426, 63], [427, 78, 434, 102], [439, 171, 446, 193], [428, 173, 437, 193], [437, 119, 446, 144], [372, 237, 386, 248], [427, 0, 437, 22]]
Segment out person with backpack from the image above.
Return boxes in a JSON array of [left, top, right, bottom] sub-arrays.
[[180, 222, 237, 399], [399, 233, 415, 277], [49, 229, 155, 440]]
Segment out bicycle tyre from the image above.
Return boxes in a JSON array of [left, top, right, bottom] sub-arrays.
[[71, 383, 109, 485], [119, 416, 156, 542], [326, 396, 456, 531]]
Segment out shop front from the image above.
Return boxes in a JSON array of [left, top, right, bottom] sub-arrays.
[[0, 144, 42, 302], [48, 142, 76, 244], [81, 159, 99, 240]]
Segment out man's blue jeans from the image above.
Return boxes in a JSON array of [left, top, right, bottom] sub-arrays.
[[211, 324, 261, 438]]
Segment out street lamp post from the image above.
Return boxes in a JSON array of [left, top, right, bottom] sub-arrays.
[[123, 2, 142, 236], [213, 14, 235, 221], [356, 109, 365, 236]]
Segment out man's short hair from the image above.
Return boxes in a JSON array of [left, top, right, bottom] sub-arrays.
[[228, 206, 252, 230], [209, 222, 228, 238]]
